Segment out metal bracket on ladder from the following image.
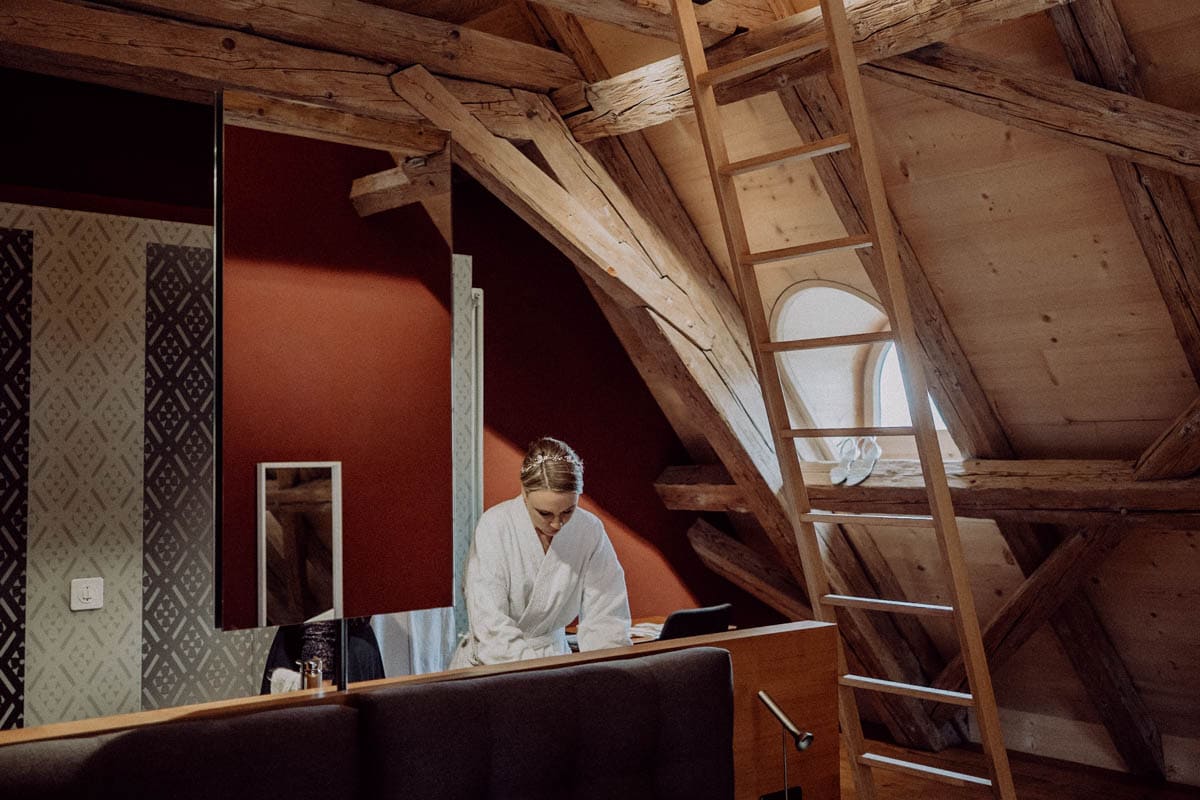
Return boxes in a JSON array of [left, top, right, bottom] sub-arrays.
[[668, 1, 1019, 797]]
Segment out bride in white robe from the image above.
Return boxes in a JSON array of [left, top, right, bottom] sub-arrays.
[[450, 438, 631, 667]]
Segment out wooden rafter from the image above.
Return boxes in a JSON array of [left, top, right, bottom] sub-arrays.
[[0, 0, 419, 116], [552, 0, 1073, 141], [866, 44, 1200, 182], [350, 149, 451, 217], [93, 0, 582, 90], [390, 66, 715, 350]]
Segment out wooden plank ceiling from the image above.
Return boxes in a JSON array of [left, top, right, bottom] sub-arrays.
[[5, 0, 1198, 788]]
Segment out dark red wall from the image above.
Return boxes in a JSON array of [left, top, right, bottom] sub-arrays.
[[454, 176, 780, 625], [219, 127, 453, 628]]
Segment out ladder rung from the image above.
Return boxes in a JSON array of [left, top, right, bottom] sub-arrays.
[[801, 512, 936, 528], [720, 134, 852, 177], [782, 425, 913, 438], [697, 31, 827, 88], [761, 330, 892, 353], [859, 752, 993, 788], [821, 594, 955, 618], [742, 234, 873, 266], [840, 674, 975, 706]]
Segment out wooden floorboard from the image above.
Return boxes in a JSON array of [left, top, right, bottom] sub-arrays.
[[840, 740, 1200, 799]]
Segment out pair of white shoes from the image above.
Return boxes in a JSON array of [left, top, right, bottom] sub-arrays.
[[829, 436, 881, 487]]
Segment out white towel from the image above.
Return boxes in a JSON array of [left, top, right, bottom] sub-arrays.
[[269, 667, 301, 694]]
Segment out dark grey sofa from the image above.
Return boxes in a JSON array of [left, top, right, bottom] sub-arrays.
[[0, 647, 733, 800]]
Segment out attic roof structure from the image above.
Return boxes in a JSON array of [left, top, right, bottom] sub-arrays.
[[2, 0, 1198, 792]]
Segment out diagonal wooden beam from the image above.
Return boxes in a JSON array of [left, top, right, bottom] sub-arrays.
[[931, 524, 1124, 699], [390, 65, 715, 350], [1135, 396, 1200, 480], [994, 521, 1165, 777], [92, 0, 583, 91], [553, 0, 1073, 141], [865, 44, 1200, 182], [508, 8, 819, 585], [350, 149, 451, 217], [687, 518, 812, 619]]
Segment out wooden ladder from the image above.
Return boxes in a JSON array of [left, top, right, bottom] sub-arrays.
[[668, 2, 1018, 798]]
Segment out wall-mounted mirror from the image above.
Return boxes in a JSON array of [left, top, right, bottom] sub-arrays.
[[258, 462, 344, 627]]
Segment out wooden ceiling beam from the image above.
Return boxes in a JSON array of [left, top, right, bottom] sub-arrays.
[[1, 0, 422, 119], [391, 65, 716, 349], [223, 91, 448, 156], [535, 2, 722, 463], [866, 44, 1200, 182], [528, 0, 775, 47], [0, 0, 529, 152], [93, 0, 582, 91], [555, 0, 1072, 141], [656, 459, 1200, 519], [350, 149, 452, 217]]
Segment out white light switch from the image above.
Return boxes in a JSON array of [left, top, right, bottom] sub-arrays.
[[70, 577, 104, 611]]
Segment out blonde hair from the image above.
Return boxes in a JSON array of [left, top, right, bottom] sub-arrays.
[[520, 437, 583, 494]]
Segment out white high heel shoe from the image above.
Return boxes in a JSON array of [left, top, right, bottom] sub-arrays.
[[844, 436, 881, 487], [828, 438, 858, 485]]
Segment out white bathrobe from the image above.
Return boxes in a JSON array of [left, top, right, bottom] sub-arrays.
[[450, 495, 631, 667]]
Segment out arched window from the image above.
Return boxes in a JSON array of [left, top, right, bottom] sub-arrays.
[[771, 281, 959, 461], [875, 343, 949, 431]]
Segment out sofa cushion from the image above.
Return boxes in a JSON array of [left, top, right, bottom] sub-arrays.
[[0, 730, 119, 800], [357, 647, 734, 800], [90, 704, 360, 800]]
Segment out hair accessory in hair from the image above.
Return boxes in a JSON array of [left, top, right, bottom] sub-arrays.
[[525, 453, 575, 470]]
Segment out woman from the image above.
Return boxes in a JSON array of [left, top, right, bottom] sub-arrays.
[[450, 437, 631, 667]]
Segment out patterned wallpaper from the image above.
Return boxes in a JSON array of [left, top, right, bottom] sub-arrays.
[[142, 241, 272, 710], [19, 204, 149, 725], [0, 203, 267, 728], [0, 227, 32, 729]]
